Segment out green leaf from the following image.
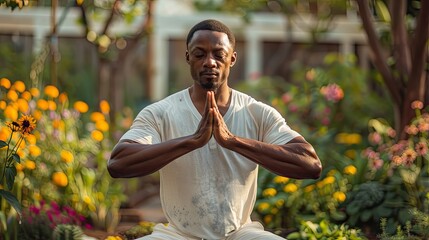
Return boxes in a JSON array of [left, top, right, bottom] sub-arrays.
[[0, 140, 7, 148], [0, 190, 22, 216], [360, 209, 373, 222], [5, 166, 17, 190], [374, 0, 391, 22], [8, 153, 20, 163]]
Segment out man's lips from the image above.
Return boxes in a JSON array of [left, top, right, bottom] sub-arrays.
[[201, 71, 219, 77]]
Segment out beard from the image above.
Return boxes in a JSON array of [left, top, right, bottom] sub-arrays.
[[201, 81, 215, 90]]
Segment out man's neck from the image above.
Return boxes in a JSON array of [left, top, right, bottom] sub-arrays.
[[189, 84, 232, 115]]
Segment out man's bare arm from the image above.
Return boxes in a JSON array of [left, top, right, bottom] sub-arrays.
[[108, 92, 215, 178], [222, 136, 322, 179], [108, 136, 200, 178]]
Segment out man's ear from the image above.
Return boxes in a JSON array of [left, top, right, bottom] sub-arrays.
[[186, 51, 190, 63], [230, 51, 237, 67]]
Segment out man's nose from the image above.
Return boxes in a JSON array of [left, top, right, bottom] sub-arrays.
[[203, 54, 216, 67]]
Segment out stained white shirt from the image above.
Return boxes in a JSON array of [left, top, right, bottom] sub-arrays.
[[120, 88, 300, 239]]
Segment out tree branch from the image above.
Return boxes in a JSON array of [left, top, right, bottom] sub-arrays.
[[101, 0, 120, 35], [390, 0, 411, 79], [356, 0, 402, 105]]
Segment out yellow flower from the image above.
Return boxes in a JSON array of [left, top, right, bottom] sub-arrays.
[[52, 172, 68, 187], [262, 188, 277, 197], [91, 130, 104, 142], [83, 195, 91, 204], [0, 127, 10, 141], [335, 133, 362, 145], [30, 88, 40, 97], [333, 191, 346, 202], [48, 100, 57, 111], [95, 120, 109, 132], [275, 199, 284, 208], [7, 90, 18, 101], [29, 145, 41, 157], [60, 150, 74, 163], [90, 112, 105, 122], [33, 192, 42, 201], [0, 78, 11, 89], [273, 176, 289, 184], [316, 181, 325, 189], [25, 160, 36, 170], [37, 99, 49, 110], [263, 215, 273, 224], [345, 149, 356, 159], [59, 92, 68, 104], [33, 110, 43, 121], [18, 115, 36, 134], [26, 134, 37, 144], [283, 183, 298, 193], [74, 101, 89, 113], [17, 98, 29, 113], [343, 165, 357, 175], [0, 101, 6, 110], [257, 202, 270, 212], [16, 163, 24, 172], [304, 185, 315, 193], [21, 91, 32, 101], [53, 119, 64, 130], [5, 105, 18, 120], [44, 85, 60, 98], [13, 80, 26, 93], [323, 176, 335, 185], [100, 100, 110, 114]]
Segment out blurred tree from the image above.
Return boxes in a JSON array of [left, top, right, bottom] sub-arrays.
[[77, 0, 154, 128], [355, 0, 428, 139], [194, 0, 429, 139]]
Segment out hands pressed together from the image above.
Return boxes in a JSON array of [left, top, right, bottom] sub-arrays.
[[194, 91, 234, 149]]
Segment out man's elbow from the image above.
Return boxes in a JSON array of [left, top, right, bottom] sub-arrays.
[[309, 159, 322, 179], [107, 159, 123, 178]]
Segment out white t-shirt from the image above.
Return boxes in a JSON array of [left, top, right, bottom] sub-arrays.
[[120, 88, 300, 239]]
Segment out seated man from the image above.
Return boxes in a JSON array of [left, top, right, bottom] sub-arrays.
[[108, 19, 322, 240]]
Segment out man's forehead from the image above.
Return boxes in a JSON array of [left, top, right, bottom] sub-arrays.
[[189, 30, 231, 48]]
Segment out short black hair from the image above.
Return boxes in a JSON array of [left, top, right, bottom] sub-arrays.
[[186, 19, 235, 49]]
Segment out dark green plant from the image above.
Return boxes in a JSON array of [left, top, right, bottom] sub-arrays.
[[120, 221, 156, 240], [52, 224, 84, 240], [286, 219, 367, 240]]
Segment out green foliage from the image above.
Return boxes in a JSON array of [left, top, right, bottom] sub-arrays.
[[52, 224, 84, 240], [119, 221, 156, 240], [287, 219, 367, 240], [0, 0, 27, 11]]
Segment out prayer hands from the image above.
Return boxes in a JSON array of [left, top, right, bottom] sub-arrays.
[[194, 91, 234, 148]]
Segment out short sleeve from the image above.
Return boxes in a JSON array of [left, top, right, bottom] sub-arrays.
[[119, 107, 162, 144], [248, 102, 300, 145]]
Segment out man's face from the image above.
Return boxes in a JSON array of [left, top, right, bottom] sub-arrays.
[[186, 30, 236, 92]]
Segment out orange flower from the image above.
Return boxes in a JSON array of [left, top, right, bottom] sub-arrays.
[[44, 85, 60, 98], [13, 80, 26, 93], [95, 120, 109, 132], [25, 160, 36, 170], [17, 98, 29, 113], [52, 172, 68, 187], [48, 100, 57, 111], [29, 145, 41, 157], [30, 88, 40, 98], [0, 78, 11, 89], [37, 99, 49, 110], [91, 130, 104, 142], [74, 101, 89, 113], [21, 91, 32, 101], [7, 90, 18, 101], [5, 105, 18, 121], [60, 150, 74, 163], [0, 101, 6, 110], [59, 92, 68, 104], [90, 112, 105, 122], [100, 100, 110, 114], [18, 115, 36, 134]]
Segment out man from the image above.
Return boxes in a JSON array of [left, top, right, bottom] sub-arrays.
[[108, 19, 322, 240]]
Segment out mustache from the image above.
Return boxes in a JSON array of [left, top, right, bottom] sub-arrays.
[[200, 70, 219, 75]]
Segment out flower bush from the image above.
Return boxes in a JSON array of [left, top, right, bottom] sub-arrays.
[[0, 77, 128, 237], [238, 54, 395, 236]]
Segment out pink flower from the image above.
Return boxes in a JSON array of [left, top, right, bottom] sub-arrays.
[[281, 93, 293, 104], [415, 142, 428, 156], [368, 132, 382, 145], [411, 100, 424, 110], [320, 84, 344, 102]]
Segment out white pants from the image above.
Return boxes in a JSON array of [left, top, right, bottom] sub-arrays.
[[136, 221, 286, 240]]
